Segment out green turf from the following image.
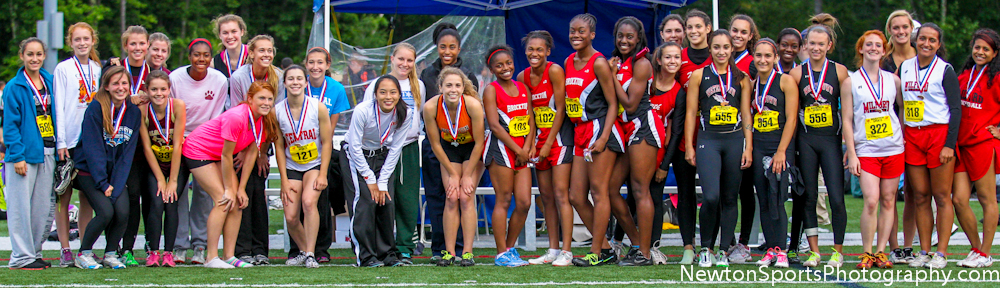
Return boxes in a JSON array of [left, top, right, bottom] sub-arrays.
[[0, 246, 995, 287]]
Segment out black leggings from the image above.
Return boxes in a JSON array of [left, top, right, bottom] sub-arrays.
[[753, 140, 795, 251], [696, 131, 745, 251], [78, 175, 130, 252], [672, 150, 698, 247], [738, 166, 755, 245], [613, 177, 665, 247], [143, 166, 190, 251], [793, 133, 847, 246], [122, 160, 148, 252]]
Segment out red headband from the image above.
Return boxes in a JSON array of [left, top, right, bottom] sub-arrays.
[[487, 49, 506, 65], [188, 38, 212, 51]]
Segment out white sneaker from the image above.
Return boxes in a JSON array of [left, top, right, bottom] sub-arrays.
[[926, 252, 947, 269], [190, 247, 206, 264], [728, 243, 752, 263], [204, 257, 235, 269], [698, 248, 714, 268], [528, 249, 560, 265], [649, 244, 669, 265], [552, 250, 573, 267], [970, 255, 994, 268], [715, 250, 729, 267], [909, 252, 931, 268], [958, 251, 979, 268], [286, 253, 308, 266], [102, 253, 126, 269]]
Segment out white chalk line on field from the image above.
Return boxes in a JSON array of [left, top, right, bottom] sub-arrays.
[[3, 279, 1000, 287]]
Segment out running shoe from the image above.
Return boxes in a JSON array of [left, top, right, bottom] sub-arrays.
[[59, 248, 74, 268], [239, 256, 255, 266], [572, 252, 601, 267], [609, 240, 628, 259], [304, 256, 319, 268], [958, 249, 979, 267], [552, 251, 573, 267], [439, 251, 456, 267], [205, 257, 235, 269], [969, 255, 994, 268], [620, 247, 638, 264], [399, 253, 413, 266], [889, 248, 906, 264], [286, 253, 307, 266], [774, 248, 789, 268], [53, 158, 76, 194], [75, 251, 101, 270], [698, 248, 714, 268], [254, 254, 270, 265], [505, 248, 529, 267], [826, 249, 844, 268], [600, 250, 619, 265], [161, 252, 176, 267], [102, 253, 126, 269], [618, 250, 653, 266], [715, 250, 729, 267], [679, 248, 696, 265], [756, 248, 776, 267], [528, 248, 560, 265], [856, 252, 875, 270], [902, 247, 915, 263], [190, 247, 206, 264], [874, 251, 893, 269], [364, 260, 385, 268], [459, 252, 475, 267], [728, 243, 752, 263], [802, 251, 821, 267], [121, 250, 139, 267], [10, 260, 46, 270], [787, 251, 801, 264], [429, 255, 442, 264], [926, 252, 946, 269], [649, 243, 669, 265], [146, 251, 161, 267], [225, 256, 254, 268], [797, 234, 811, 253], [909, 251, 930, 268], [317, 256, 330, 263], [173, 249, 187, 264]]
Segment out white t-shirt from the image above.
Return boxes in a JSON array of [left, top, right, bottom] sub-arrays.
[[54, 57, 102, 149], [170, 66, 229, 135], [363, 77, 426, 145]]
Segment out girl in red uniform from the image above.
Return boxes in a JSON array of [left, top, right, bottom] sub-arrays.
[[482, 45, 536, 267], [650, 41, 687, 263], [517, 31, 575, 266], [954, 28, 1000, 268], [564, 13, 626, 267], [679, 10, 713, 88]]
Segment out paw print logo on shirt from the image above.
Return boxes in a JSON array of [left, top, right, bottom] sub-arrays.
[[205, 90, 215, 100]]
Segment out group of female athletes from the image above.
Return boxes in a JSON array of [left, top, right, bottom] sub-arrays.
[[4, 8, 1000, 271]]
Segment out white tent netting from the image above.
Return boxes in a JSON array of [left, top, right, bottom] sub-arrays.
[[307, 14, 505, 132]]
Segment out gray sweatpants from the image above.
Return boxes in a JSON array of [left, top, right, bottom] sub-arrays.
[[6, 149, 56, 268], [174, 179, 210, 250]]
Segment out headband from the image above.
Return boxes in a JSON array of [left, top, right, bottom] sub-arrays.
[[310, 47, 331, 59], [755, 38, 778, 52], [188, 38, 212, 51], [487, 49, 505, 66]]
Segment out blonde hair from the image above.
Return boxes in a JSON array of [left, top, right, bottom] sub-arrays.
[[247, 35, 280, 90], [884, 10, 915, 55], [806, 13, 839, 52], [212, 14, 247, 44], [120, 25, 148, 55], [437, 66, 478, 99], [65, 22, 101, 62], [392, 43, 422, 105]]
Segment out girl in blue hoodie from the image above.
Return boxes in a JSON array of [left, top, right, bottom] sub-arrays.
[[72, 66, 142, 269], [3, 37, 56, 270]]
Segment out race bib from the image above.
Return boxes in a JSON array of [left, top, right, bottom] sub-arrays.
[[754, 111, 780, 132], [904, 100, 924, 122], [618, 104, 625, 116], [566, 98, 583, 118], [865, 115, 893, 140], [709, 106, 738, 126], [508, 115, 530, 137], [534, 107, 555, 129], [804, 105, 833, 128], [289, 142, 319, 164], [442, 132, 472, 144], [36, 115, 54, 138], [151, 145, 173, 163]]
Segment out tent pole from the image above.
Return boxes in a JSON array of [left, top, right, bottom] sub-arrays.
[[712, 0, 719, 29], [325, 0, 330, 52]]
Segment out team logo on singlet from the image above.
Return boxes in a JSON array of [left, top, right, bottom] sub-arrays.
[[651, 103, 662, 111], [567, 78, 584, 86], [205, 90, 215, 100], [862, 101, 891, 113], [507, 103, 528, 111], [531, 92, 547, 101]]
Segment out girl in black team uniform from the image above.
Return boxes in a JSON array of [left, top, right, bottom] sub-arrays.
[[685, 30, 753, 268], [749, 38, 800, 269], [786, 15, 851, 268], [728, 14, 761, 264], [777, 28, 803, 74]]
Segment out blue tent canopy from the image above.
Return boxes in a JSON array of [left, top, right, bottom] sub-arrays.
[[317, 0, 696, 71]]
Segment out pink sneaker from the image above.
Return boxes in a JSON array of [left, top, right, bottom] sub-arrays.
[[775, 248, 789, 268], [146, 251, 161, 267], [161, 252, 176, 268], [756, 248, 776, 267]]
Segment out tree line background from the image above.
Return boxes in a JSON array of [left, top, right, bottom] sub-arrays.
[[1, 0, 998, 81]]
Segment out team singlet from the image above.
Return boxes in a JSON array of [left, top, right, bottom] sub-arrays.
[[491, 81, 531, 138], [615, 47, 653, 122], [564, 52, 610, 123], [524, 62, 572, 147], [436, 94, 474, 145]]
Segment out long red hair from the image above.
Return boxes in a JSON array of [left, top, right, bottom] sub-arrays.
[[242, 81, 281, 144]]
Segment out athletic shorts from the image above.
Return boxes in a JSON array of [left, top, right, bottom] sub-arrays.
[[534, 145, 573, 171], [182, 155, 218, 170], [859, 154, 904, 178], [573, 118, 626, 157], [955, 139, 1000, 181], [441, 139, 476, 164], [623, 110, 666, 148], [904, 124, 950, 169], [286, 165, 321, 181], [483, 130, 528, 170]]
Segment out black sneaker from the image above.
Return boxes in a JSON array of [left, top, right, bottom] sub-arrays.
[[600, 250, 619, 265], [436, 251, 455, 267], [364, 260, 385, 268], [902, 247, 915, 263], [787, 251, 801, 264], [572, 252, 601, 267], [617, 248, 637, 266], [11, 260, 46, 270], [35, 259, 51, 268], [619, 251, 653, 266]]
